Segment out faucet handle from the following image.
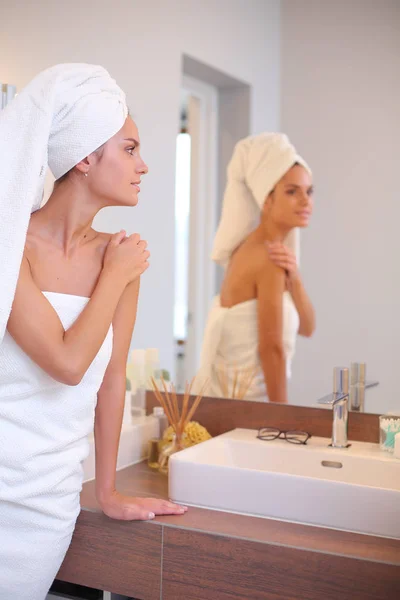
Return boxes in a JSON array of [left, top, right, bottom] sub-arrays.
[[317, 392, 348, 406], [316, 367, 349, 406], [365, 380, 379, 389]]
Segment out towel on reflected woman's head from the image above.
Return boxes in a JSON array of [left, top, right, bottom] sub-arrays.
[[0, 63, 128, 343], [211, 132, 311, 267]]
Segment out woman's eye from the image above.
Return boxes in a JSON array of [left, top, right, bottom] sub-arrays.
[[127, 146, 136, 155], [286, 189, 296, 195]]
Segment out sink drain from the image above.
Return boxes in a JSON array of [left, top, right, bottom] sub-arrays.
[[321, 460, 343, 469]]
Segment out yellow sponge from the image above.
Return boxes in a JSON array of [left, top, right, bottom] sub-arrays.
[[163, 421, 212, 447]]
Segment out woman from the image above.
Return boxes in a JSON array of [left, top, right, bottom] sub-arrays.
[[196, 133, 315, 403], [0, 64, 186, 600]]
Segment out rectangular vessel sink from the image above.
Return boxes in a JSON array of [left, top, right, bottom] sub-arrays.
[[169, 428, 400, 539]]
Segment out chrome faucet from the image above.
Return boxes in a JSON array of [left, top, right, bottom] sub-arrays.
[[317, 367, 350, 448], [316, 363, 379, 447]]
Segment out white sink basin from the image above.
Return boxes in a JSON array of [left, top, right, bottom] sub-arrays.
[[169, 428, 400, 539]]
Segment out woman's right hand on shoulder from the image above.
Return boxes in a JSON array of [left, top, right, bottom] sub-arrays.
[[103, 230, 150, 285]]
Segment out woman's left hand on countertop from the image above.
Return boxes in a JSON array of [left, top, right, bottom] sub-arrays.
[[98, 490, 188, 521]]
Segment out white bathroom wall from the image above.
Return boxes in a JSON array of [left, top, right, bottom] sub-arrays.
[[0, 0, 281, 375], [281, 0, 400, 412]]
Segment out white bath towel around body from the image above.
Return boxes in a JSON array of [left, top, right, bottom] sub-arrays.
[[0, 63, 127, 599]]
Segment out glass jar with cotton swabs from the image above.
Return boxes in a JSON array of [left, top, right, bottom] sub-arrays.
[[379, 413, 400, 453]]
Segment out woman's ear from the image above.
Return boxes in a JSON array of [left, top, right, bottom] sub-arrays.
[[74, 156, 91, 176]]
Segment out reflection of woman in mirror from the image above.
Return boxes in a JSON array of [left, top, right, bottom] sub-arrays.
[[196, 133, 315, 403]]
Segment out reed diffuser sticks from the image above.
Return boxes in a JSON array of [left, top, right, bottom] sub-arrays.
[[215, 364, 257, 400], [151, 376, 207, 442]]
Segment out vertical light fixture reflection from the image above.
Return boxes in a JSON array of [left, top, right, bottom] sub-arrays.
[[174, 113, 191, 342]]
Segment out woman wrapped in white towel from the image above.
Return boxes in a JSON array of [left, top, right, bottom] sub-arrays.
[[196, 133, 316, 403], [0, 63, 186, 600]]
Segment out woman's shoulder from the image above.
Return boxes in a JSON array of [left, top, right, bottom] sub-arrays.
[[90, 230, 113, 254], [92, 230, 113, 243], [238, 236, 271, 272]]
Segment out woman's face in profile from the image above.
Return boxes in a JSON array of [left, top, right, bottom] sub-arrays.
[[266, 165, 314, 229], [88, 116, 149, 208]]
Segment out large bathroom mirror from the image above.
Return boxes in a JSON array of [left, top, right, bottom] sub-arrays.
[[171, 1, 400, 416], [14, 0, 397, 417]]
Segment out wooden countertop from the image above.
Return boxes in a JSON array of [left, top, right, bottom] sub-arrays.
[[80, 461, 400, 567], [57, 461, 400, 598], [58, 401, 399, 598]]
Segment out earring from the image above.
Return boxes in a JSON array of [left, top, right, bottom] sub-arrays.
[[84, 173, 88, 178]]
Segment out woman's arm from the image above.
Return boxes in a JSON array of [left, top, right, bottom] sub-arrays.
[[7, 232, 148, 385], [267, 241, 315, 337], [94, 279, 139, 507], [286, 274, 316, 337], [94, 279, 187, 520], [256, 253, 288, 403]]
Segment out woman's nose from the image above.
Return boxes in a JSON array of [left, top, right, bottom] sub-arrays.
[[139, 159, 149, 175], [300, 191, 310, 204]]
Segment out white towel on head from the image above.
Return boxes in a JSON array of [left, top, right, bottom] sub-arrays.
[[0, 63, 128, 344], [211, 132, 311, 267]]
